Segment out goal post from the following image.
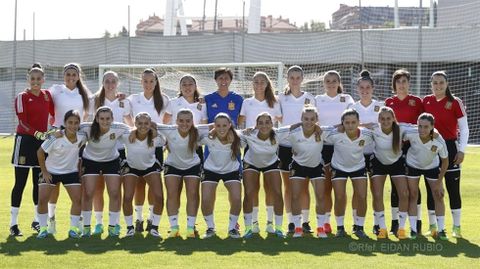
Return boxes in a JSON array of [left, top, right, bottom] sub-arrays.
[[98, 62, 285, 99]]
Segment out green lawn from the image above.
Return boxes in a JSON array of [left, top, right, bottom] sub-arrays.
[[0, 136, 479, 268]]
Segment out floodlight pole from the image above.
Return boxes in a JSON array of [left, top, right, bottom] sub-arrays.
[[12, 0, 18, 132], [359, 0, 365, 70], [416, 0, 423, 96]]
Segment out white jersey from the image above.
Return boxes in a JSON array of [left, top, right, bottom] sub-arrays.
[[122, 132, 165, 170], [349, 99, 384, 154], [128, 93, 170, 124], [239, 97, 282, 128], [201, 135, 240, 173], [325, 128, 374, 172], [79, 122, 130, 162], [289, 126, 332, 167], [41, 132, 86, 174], [278, 92, 315, 146], [157, 124, 210, 170], [165, 96, 207, 124], [371, 124, 409, 165], [49, 84, 85, 127], [90, 97, 133, 150], [241, 127, 290, 168], [315, 93, 354, 126], [403, 129, 448, 170]]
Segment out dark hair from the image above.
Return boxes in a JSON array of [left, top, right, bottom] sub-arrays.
[[28, 63, 44, 76], [64, 109, 81, 123], [341, 108, 360, 124], [63, 63, 91, 111], [134, 112, 155, 148], [213, 113, 241, 160], [143, 68, 165, 115], [391, 69, 411, 93], [418, 112, 435, 140], [255, 112, 276, 145], [379, 107, 401, 154], [94, 71, 119, 110], [90, 106, 113, 142], [324, 70, 343, 94], [253, 72, 277, 108], [357, 69, 374, 87], [214, 67, 233, 80], [284, 65, 304, 95], [431, 71, 454, 102], [177, 109, 199, 153], [179, 74, 201, 102]]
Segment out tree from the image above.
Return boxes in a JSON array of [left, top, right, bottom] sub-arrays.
[[103, 30, 111, 38], [300, 20, 327, 32]]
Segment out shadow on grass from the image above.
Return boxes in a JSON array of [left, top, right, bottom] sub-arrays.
[[1, 232, 479, 258]]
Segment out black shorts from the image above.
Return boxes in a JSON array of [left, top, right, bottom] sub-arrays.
[[406, 165, 439, 181], [331, 166, 367, 181], [322, 144, 334, 166], [243, 160, 280, 174], [118, 148, 126, 163], [11, 134, 43, 167], [289, 161, 324, 180], [445, 140, 460, 172], [164, 163, 201, 178], [278, 145, 292, 171], [364, 153, 374, 174], [123, 163, 161, 177], [39, 172, 80, 186], [82, 158, 120, 176], [202, 169, 240, 183], [371, 157, 406, 178]]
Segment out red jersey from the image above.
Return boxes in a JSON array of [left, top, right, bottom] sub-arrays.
[[422, 95, 466, 140], [15, 89, 55, 136], [385, 94, 424, 124]]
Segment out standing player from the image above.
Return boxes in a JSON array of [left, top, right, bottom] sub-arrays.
[[200, 113, 242, 238], [242, 113, 290, 238], [315, 70, 354, 234], [349, 70, 384, 235], [47, 63, 91, 233], [79, 106, 130, 237], [369, 107, 410, 239], [288, 106, 332, 238], [423, 71, 468, 238], [121, 112, 165, 237], [36, 110, 85, 238], [205, 68, 243, 126], [128, 68, 170, 233], [385, 69, 424, 235], [10, 63, 55, 236], [154, 109, 210, 238], [403, 113, 449, 240], [325, 109, 374, 238], [238, 71, 282, 233], [90, 71, 133, 235], [278, 66, 316, 234]]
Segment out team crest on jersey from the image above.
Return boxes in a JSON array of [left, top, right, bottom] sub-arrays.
[[359, 140, 365, 147], [228, 101, 235, 111], [445, 101, 452, 110], [374, 105, 380, 112], [340, 96, 346, 102], [408, 99, 416, 106], [19, 156, 26, 165], [304, 99, 311, 105], [197, 103, 203, 111], [430, 145, 437, 152], [110, 133, 116, 140], [211, 103, 218, 108], [119, 101, 124, 108]]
